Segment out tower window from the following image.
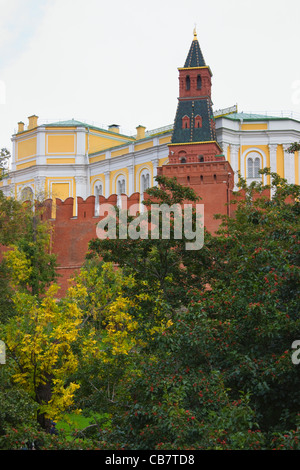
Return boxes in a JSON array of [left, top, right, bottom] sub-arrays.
[[197, 74, 202, 89], [182, 115, 190, 129], [195, 115, 202, 128], [186, 75, 190, 91], [198, 155, 204, 162]]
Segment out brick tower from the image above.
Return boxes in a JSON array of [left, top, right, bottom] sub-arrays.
[[158, 29, 234, 232]]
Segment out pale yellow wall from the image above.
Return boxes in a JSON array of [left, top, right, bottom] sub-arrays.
[[241, 123, 268, 131], [87, 130, 134, 155], [277, 145, 285, 178], [46, 158, 76, 164], [134, 141, 153, 152], [89, 153, 106, 164], [159, 136, 171, 145], [16, 160, 36, 170], [111, 147, 129, 158], [16, 136, 37, 160], [226, 145, 231, 163], [46, 134, 76, 155], [45, 177, 76, 217]]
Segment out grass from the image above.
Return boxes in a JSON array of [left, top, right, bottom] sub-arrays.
[[56, 412, 110, 440]]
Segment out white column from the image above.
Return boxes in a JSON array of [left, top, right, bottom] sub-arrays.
[[75, 174, 88, 199], [152, 157, 159, 186], [11, 136, 17, 172], [36, 127, 46, 165], [104, 170, 110, 198], [230, 144, 240, 189], [268, 144, 277, 197], [34, 176, 46, 200], [283, 145, 295, 184], [268, 144, 277, 174], [128, 163, 134, 195], [220, 142, 229, 160]]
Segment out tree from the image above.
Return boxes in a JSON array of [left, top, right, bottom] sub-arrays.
[[66, 259, 172, 419], [88, 170, 300, 450], [2, 283, 83, 432], [88, 175, 212, 310], [0, 148, 10, 181], [3, 205, 58, 298]]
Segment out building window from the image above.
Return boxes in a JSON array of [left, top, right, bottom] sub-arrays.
[[197, 74, 202, 89], [186, 75, 190, 91], [195, 115, 202, 128], [116, 176, 126, 208], [182, 115, 190, 129], [141, 173, 150, 193], [247, 155, 261, 178], [117, 177, 126, 195], [20, 186, 34, 202]]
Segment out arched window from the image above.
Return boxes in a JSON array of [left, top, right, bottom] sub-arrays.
[[186, 75, 190, 91], [116, 175, 126, 208], [197, 74, 202, 90], [20, 186, 34, 202], [195, 115, 202, 128], [141, 173, 150, 193], [117, 177, 126, 195], [182, 115, 190, 129], [198, 155, 204, 162], [247, 154, 261, 178]]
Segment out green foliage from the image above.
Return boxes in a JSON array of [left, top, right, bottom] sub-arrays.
[[1, 171, 299, 450], [88, 175, 211, 309], [0, 148, 10, 181]]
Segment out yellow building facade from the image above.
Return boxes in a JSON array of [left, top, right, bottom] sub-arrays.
[[1, 109, 300, 210]]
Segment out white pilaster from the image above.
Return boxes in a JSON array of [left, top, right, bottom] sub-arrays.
[[230, 144, 240, 189], [36, 127, 46, 165], [283, 145, 295, 184], [268, 144, 278, 197], [128, 163, 134, 195], [104, 170, 110, 198], [152, 157, 159, 186], [268, 144, 277, 174]]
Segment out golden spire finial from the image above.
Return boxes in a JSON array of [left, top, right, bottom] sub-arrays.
[[193, 25, 197, 40]]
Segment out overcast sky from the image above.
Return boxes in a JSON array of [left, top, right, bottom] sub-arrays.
[[1, 0, 300, 152]]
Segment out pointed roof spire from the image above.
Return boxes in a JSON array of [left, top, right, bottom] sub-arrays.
[[184, 28, 206, 68], [193, 26, 197, 41]]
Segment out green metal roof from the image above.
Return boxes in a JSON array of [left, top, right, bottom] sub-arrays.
[[223, 112, 286, 121], [45, 119, 134, 139]]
